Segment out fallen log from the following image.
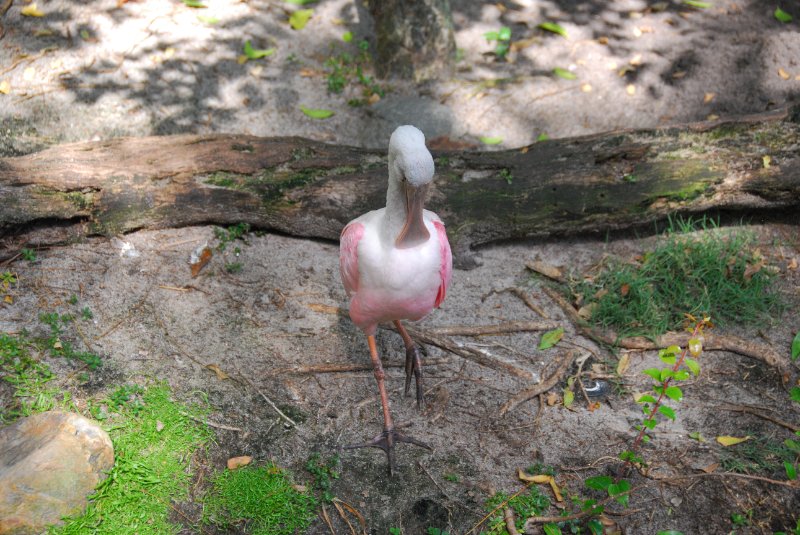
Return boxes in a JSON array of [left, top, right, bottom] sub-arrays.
[[1, 107, 798, 260]]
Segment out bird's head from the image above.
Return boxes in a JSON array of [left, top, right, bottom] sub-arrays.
[[388, 125, 435, 249]]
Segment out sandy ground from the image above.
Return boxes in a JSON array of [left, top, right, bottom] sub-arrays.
[[2, 0, 800, 533]]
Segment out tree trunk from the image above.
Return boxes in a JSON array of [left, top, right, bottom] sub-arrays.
[[1, 107, 799, 261], [369, 0, 456, 81]]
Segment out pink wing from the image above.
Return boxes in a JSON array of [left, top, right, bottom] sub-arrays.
[[433, 220, 452, 308], [339, 222, 365, 296]]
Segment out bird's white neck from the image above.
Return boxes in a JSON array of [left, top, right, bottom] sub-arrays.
[[381, 169, 408, 244]]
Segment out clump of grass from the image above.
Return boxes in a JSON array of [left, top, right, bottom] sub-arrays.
[[0, 332, 58, 423], [575, 217, 782, 338], [306, 452, 340, 502], [54, 384, 212, 534], [38, 312, 102, 369], [203, 463, 317, 535], [325, 39, 384, 106], [719, 434, 797, 477]]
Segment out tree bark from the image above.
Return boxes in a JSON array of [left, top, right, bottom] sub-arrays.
[[1, 107, 799, 260], [369, 0, 456, 81]]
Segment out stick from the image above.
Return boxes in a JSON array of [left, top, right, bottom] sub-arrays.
[[427, 320, 558, 337], [396, 324, 538, 381], [266, 357, 450, 376], [499, 350, 576, 416], [715, 403, 799, 432], [649, 471, 799, 489], [178, 411, 243, 432]]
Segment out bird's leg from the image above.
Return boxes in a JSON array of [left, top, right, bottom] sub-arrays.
[[344, 335, 431, 475], [394, 320, 424, 408]]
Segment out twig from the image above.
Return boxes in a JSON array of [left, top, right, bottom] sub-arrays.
[[465, 483, 533, 535], [320, 505, 336, 535], [486, 287, 549, 318], [95, 289, 152, 340], [504, 507, 521, 535], [396, 324, 539, 381], [427, 320, 558, 337], [178, 411, 243, 432], [715, 403, 799, 432], [240, 375, 298, 428], [648, 471, 799, 489], [266, 357, 450, 376], [499, 350, 576, 416], [541, 286, 796, 385]]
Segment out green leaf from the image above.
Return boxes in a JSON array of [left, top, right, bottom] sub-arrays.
[[791, 331, 800, 361], [688, 431, 706, 442], [289, 9, 313, 30], [775, 7, 793, 23], [608, 480, 630, 507], [483, 30, 499, 41], [791, 386, 800, 403], [637, 394, 657, 404], [342, 31, 353, 42], [243, 41, 276, 60], [784, 461, 797, 480], [673, 370, 690, 381], [538, 21, 568, 38], [479, 136, 503, 145], [659, 352, 676, 366], [664, 386, 683, 401], [539, 327, 564, 349], [553, 67, 576, 80], [683, 0, 712, 7], [197, 15, 219, 24], [585, 475, 613, 491], [498, 26, 512, 41], [182, 0, 206, 7], [658, 405, 676, 420], [643, 418, 657, 429], [536, 133, 550, 142], [587, 519, 603, 535], [643, 368, 662, 381], [684, 357, 700, 376], [785, 438, 800, 452], [543, 524, 562, 535], [563, 388, 574, 408], [300, 105, 334, 119], [657, 531, 685, 535], [659, 368, 674, 382]]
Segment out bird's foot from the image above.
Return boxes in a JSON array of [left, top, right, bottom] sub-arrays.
[[344, 426, 432, 475], [404, 345, 425, 408]]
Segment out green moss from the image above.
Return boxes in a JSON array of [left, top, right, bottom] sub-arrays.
[[205, 172, 239, 188], [66, 191, 94, 210]]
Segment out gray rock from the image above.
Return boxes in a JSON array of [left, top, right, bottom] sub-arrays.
[[0, 411, 114, 535]]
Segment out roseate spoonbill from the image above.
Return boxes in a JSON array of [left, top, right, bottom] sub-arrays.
[[339, 125, 452, 474]]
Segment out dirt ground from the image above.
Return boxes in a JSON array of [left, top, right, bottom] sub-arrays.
[[1, 0, 800, 533]]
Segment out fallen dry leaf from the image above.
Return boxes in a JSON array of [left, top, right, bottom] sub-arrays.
[[587, 401, 601, 412], [787, 257, 798, 270], [716, 435, 751, 447], [206, 363, 230, 380], [743, 260, 764, 281], [626, 84, 636, 95], [620, 283, 630, 297], [227, 455, 252, 470], [581, 83, 592, 92], [701, 462, 719, 473], [704, 92, 715, 103], [546, 392, 559, 406], [4, 295, 13, 304], [0, 80, 10, 94], [577, 302, 596, 320], [616, 352, 631, 375], [525, 260, 564, 282], [517, 468, 563, 502], [21, 3, 45, 16], [778, 68, 790, 80], [307, 303, 340, 314], [189, 245, 212, 277]]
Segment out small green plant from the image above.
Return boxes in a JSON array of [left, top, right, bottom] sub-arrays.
[[443, 472, 460, 482], [427, 528, 449, 535], [305, 452, 340, 502], [203, 463, 317, 535], [0, 333, 57, 423], [575, 217, 782, 338], [225, 262, 243, 274], [730, 509, 752, 528], [68, 294, 78, 305], [214, 223, 251, 251], [21, 248, 37, 262], [81, 306, 93, 320], [1, 271, 17, 304], [484, 26, 511, 59], [484, 486, 550, 534], [324, 40, 384, 106], [38, 312, 102, 369], [499, 168, 513, 184], [389, 529, 402, 535]]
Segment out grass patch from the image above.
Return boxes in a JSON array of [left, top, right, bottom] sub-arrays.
[[575, 217, 782, 338], [484, 486, 550, 534], [53, 384, 212, 534], [203, 463, 317, 534], [0, 332, 59, 424], [719, 434, 797, 477]]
